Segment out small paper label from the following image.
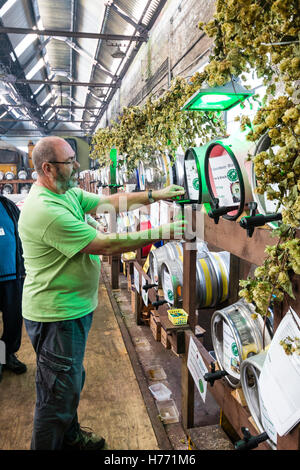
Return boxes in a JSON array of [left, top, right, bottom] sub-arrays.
[[134, 267, 140, 293], [187, 337, 208, 402]]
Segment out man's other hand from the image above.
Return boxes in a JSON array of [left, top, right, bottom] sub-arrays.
[[154, 185, 185, 201]]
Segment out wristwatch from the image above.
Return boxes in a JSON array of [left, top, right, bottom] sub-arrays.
[[148, 189, 155, 203]]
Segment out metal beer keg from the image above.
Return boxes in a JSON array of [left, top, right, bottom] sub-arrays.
[[240, 350, 277, 449], [211, 299, 272, 388]]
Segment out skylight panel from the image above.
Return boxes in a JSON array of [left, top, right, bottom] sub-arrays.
[[15, 34, 37, 58], [34, 84, 45, 96], [43, 107, 52, 117], [26, 57, 44, 80], [0, 0, 17, 17], [40, 93, 52, 106]]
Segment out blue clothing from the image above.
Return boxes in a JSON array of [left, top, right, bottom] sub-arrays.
[[0, 201, 17, 281], [24, 312, 93, 450], [0, 279, 23, 355]]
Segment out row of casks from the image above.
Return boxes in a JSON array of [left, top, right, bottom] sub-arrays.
[[97, 131, 283, 229], [211, 299, 276, 448], [97, 151, 185, 191], [0, 168, 37, 181], [149, 241, 230, 309], [183, 132, 283, 229], [149, 240, 276, 447]]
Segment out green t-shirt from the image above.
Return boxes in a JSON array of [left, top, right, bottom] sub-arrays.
[[18, 184, 101, 322]]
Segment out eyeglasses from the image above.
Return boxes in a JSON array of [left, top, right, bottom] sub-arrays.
[[48, 156, 77, 165]]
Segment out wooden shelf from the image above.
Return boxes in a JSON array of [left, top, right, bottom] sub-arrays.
[[0, 179, 34, 184]]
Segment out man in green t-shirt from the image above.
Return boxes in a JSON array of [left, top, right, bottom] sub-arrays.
[[18, 136, 186, 450]]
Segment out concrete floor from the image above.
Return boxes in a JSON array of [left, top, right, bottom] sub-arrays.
[[0, 275, 158, 450], [0, 263, 222, 450]]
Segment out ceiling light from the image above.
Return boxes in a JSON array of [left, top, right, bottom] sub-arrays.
[[111, 46, 126, 59], [181, 77, 254, 112]]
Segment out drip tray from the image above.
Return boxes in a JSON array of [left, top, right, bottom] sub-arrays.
[[156, 399, 179, 424], [146, 366, 167, 381]]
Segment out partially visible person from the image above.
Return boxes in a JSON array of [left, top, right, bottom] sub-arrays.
[[0, 194, 27, 382], [18, 136, 186, 450]]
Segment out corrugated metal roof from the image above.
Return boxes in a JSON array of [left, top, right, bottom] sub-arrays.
[[0, 0, 167, 136]]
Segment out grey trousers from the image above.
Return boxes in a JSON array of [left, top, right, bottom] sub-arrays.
[[24, 312, 93, 450]]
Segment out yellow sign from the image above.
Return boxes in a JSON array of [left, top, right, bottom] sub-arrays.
[[143, 244, 156, 273]]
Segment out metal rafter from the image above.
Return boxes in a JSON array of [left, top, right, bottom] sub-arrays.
[[0, 26, 147, 41], [2, 78, 118, 87], [0, 0, 167, 134], [4, 105, 102, 110]]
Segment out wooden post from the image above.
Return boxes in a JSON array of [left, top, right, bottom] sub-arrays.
[[181, 330, 194, 430], [109, 148, 120, 289], [181, 207, 197, 430], [135, 290, 144, 326]]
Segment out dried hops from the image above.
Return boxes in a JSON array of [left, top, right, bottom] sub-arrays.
[[90, 75, 225, 174], [199, 1, 300, 334]]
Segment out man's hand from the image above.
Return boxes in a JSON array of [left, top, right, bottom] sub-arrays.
[[153, 185, 185, 201]]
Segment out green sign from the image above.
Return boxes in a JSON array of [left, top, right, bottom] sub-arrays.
[[168, 290, 174, 301], [231, 342, 239, 357], [193, 178, 200, 190], [198, 379, 204, 394], [227, 169, 238, 182]]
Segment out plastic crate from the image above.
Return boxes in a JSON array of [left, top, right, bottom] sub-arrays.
[[167, 308, 188, 325]]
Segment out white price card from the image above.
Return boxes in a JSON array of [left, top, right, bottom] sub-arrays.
[[134, 267, 140, 294], [160, 201, 169, 225], [187, 337, 208, 402], [209, 154, 240, 207], [141, 277, 148, 306], [162, 270, 174, 305], [150, 202, 160, 228], [259, 307, 300, 436], [184, 159, 199, 201]]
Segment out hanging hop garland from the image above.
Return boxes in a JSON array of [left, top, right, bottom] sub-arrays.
[[90, 75, 225, 174], [198, 0, 300, 331]]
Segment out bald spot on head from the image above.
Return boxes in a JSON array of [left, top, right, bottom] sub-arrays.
[[32, 136, 70, 175]]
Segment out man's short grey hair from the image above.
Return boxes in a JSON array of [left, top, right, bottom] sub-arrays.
[[32, 137, 65, 175]]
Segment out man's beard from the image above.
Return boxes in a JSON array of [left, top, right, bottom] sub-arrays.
[[56, 168, 78, 192]]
